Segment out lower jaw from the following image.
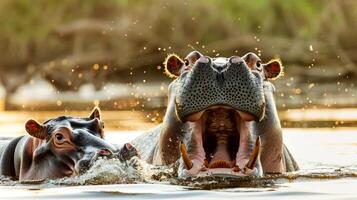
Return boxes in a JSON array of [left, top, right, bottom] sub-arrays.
[[193, 168, 257, 177], [178, 161, 259, 178], [204, 161, 253, 177], [208, 160, 233, 168]]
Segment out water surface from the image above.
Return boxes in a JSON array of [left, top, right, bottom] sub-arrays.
[[1, 128, 357, 199]]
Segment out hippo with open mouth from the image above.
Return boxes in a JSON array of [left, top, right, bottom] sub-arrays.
[[132, 51, 298, 178], [0, 107, 137, 181]]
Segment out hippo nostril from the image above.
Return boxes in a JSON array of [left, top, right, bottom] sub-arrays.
[[125, 143, 133, 150], [229, 56, 242, 64], [98, 148, 112, 156], [196, 56, 210, 64]]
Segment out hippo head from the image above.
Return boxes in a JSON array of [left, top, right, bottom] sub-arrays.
[[163, 51, 270, 177], [23, 107, 117, 178]]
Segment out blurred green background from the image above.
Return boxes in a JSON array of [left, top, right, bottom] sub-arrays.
[[0, 0, 356, 128]]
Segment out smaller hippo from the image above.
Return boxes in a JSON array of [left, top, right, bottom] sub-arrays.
[[0, 107, 138, 181]]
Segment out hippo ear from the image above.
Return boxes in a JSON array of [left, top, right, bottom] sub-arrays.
[[25, 119, 47, 139], [89, 107, 101, 120], [164, 54, 184, 78], [263, 59, 284, 80]]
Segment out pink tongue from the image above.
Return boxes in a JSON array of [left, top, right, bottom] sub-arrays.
[[210, 132, 231, 164]]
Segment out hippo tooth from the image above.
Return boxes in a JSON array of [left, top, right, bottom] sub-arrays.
[[179, 142, 193, 170], [245, 137, 261, 170]]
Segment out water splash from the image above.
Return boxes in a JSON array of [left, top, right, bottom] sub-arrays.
[[0, 175, 17, 186], [48, 156, 176, 186], [1, 157, 357, 189], [50, 157, 142, 185]]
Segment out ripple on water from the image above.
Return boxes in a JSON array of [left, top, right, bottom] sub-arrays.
[[1, 157, 357, 189]]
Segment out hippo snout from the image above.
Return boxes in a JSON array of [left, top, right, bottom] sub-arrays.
[[175, 56, 265, 122], [75, 147, 115, 174], [75, 159, 92, 175], [75, 143, 139, 175]]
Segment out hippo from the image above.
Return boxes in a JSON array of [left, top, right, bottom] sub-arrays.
[[132, 51, 298, 178], [0, 107, 137, 181]]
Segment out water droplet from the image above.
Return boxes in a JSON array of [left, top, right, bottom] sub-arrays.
[[93, 100, 100, 106], [93, 64, 100, 71]]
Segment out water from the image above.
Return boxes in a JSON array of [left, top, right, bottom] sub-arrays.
[[1, 127, 357, 199]]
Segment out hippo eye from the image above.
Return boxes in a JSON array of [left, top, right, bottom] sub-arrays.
[[55, 133, 64, 142], [256, 61, 262, 68], [184, 59, 189, 66]]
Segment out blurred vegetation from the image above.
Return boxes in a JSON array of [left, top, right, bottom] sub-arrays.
[[0, 0, 356, 109]]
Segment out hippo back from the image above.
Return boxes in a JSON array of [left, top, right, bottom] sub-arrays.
[[0, 137, 15, 162]]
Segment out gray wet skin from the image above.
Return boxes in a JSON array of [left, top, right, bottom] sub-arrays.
[[242, 52, 299, 173], [175, 55, 265, 122], [132, 51, 298, 177]]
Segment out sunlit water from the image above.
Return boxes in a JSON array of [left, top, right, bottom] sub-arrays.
[[1, 127, 357, 199]]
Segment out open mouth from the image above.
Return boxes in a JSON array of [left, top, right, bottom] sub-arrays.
[[179, 106, 260, 177]]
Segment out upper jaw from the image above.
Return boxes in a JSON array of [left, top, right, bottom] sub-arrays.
[[183, 105, 257, 122], [174, 56, 266, 123]]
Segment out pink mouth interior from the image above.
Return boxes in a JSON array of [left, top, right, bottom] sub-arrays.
[[188, 107, 251, 170]]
